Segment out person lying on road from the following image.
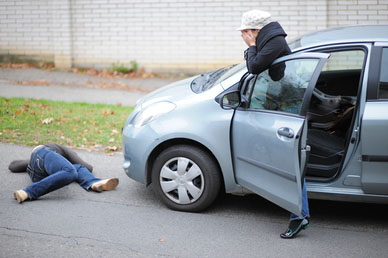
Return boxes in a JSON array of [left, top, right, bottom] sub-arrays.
[[8, 143, 119, 204]]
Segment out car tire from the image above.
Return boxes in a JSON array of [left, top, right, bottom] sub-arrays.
[[151, 145, 221, 212]]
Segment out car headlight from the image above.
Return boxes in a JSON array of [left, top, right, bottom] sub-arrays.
[[131, 101, 176, 128]]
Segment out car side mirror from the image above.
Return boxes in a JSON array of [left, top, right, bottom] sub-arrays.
[[219, 90, 241, 110]]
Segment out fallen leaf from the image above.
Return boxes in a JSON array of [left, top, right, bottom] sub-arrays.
[[42, 117, 54, 124], [102, 109, 111, 116], [39, 103, 51, 109], [86, 69, 97, 76], [108, 138, 115, 143], [111, 129, 120, 136], [106, 146, 118, 151], [15, 110, 22, 114], [16, 79, 51, 86]]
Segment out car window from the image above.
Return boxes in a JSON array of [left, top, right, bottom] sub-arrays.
[[322, 51, 364, 71], [316, 50, 365, 97], [378, 48, 388, 99], [248, 59, 320, 114]]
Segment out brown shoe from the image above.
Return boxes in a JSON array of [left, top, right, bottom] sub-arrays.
[[91, 178, 119, 192], [13, 190, 29, 204]]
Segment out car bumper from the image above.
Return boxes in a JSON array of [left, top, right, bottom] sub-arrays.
[[122, 124, 159, 185]]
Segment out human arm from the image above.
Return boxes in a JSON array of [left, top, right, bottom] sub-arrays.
[[46, 144, 94, 172], [62, 146, 94, 172], [245, 36, 286, 75], [8, 160, 29, 172]]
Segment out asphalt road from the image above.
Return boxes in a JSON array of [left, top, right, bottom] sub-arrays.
[[1, 143, 388, 258]]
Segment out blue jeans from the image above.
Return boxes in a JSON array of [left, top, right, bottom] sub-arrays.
[[289, 179, 310, 220], [25, 147, 101, 200]]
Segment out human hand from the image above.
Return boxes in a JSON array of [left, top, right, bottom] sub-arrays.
[[241, 30, 259, 47]]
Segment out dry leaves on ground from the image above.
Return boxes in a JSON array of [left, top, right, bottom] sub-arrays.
[[15, 80, 52, 86], [71, 67, 158, 80], [105, 146, 118, 152], [0, 62, 55, 70], [87, 81, 152, 93]]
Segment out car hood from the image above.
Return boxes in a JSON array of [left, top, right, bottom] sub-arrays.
[[138, 76, 197, 108]]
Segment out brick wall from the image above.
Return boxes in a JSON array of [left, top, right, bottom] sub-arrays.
[[0, 0, 53, 62], [1, 0, 387, 73]]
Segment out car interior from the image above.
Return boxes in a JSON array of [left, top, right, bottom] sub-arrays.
[[305, 52, 364, 181]]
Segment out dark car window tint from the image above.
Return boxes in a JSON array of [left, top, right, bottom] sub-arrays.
[[378, 48, 388, 99], [249, 59, 319, 114], [317, 50, 364, 97]]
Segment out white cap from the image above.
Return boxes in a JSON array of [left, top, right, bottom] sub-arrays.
[[236, 10, 272, 31]]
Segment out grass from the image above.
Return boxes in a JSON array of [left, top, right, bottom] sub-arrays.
[[0, 97, 133, 152], [112, 60, 138, 74]]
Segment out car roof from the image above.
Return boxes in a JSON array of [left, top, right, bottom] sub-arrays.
[[289, 25, 388, 51]]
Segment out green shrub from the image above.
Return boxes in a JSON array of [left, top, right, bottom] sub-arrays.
[[112, 60, 138, 74]]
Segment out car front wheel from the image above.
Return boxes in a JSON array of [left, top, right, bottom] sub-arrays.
[[151, 145, 221, 212]]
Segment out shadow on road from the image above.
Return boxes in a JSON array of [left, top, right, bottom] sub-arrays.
[[207, 193, 388, 231]]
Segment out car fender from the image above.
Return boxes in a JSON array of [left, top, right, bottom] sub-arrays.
[[147, 101, 244, 194]]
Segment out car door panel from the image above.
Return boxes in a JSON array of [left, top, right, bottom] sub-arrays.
[[361, 102, 388, 195], [231, 53, 329, 216], [232, 112, 307, 215], [361, 45, 388, 195]]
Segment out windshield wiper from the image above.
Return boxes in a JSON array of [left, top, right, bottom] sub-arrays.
[[191, 68, 227, 93]]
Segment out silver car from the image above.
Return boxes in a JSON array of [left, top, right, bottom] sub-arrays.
[[122, 25, 388, 215]]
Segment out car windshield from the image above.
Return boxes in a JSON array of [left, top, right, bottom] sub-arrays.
[[288, 39, 301, 51], [191, 63, 246, 93]]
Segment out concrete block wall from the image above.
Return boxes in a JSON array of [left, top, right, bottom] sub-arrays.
[[0, 0, 53, 61], [1, 0, 388, 73], [328, 0, 388, 26]]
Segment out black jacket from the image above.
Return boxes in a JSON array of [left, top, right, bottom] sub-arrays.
[[8, 144, 93, 173], [245, 22, 291, 74]]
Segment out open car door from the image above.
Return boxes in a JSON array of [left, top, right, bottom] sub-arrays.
[[231, 53, 330, 216]]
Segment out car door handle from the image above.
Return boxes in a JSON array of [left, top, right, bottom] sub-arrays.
[[277, 127, 294, 138]]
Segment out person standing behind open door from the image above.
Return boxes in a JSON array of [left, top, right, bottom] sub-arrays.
[[237, 10, 310, 239]]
